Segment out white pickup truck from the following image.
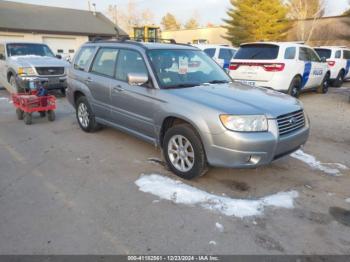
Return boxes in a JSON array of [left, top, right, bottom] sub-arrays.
[[0, 42, 69, 94]]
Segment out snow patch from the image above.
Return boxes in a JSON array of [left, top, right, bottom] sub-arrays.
[[209, 241, 217, 245], [135, 174, 299, 218], [291, 150, 348, 176], [215, 222, 224, 232], [345, 198, 350, 203], [0, 97, 9, 102]]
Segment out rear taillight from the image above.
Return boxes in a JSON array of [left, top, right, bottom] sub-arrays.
[[327, 61, 336, 67], [229, 63, 240, 70], [262, 63, 285, 72], [229, 62, 285, 72]]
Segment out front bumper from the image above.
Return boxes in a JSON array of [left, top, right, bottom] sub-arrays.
[[16, 75, 67, 90], [204, 119, 310, 168]]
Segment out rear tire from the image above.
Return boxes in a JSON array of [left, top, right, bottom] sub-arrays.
[[75, 96, 100, 132], [16, 108, 24, 120], [288, 76, 302, 98], [24, 113, 32, 125], [47, 110, 55, 121], [333, 70, 345, 87], [318, 73, 330, 94], [163, 124, 208, 180]]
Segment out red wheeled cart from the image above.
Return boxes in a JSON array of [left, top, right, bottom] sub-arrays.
[[11, 91, 56, 125]]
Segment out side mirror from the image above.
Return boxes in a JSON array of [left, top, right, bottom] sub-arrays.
[[0, 53, 5, 60], [56, 54, 62, 59], [321, 57, 327, 63], [127, 73, 149, 86]]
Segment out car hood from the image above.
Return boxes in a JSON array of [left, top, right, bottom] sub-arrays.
[[9, 55, 69, 67], [166, 83, 303, 118]]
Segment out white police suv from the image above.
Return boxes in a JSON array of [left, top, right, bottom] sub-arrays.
[[229, 42, 330, 97], [194, 44, 237, 70], [314, 46, 350, 87]]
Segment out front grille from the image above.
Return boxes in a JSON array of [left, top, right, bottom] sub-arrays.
[[36, 67, 64, 76], [277, 110, 305, 136]]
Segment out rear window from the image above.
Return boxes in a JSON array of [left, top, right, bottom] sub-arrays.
[[234, 44, 279, 60], [314, 48, 331, 59]]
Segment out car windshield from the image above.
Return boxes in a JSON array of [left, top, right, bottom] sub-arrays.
[[147, 49, 232, 89], [314, 48, 332, 59], [7, 43, 55, 57]]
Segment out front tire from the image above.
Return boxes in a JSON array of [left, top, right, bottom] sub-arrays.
[[16, 108, 24, 120], [288, 76, 302, 98], [75, 96, 100, 132], [47, 110, 55, 121], [163, 124, 208, 180]]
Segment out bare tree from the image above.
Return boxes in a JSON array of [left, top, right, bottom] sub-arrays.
[[105, 0, 155, 33], [288, 0, 325, 42]]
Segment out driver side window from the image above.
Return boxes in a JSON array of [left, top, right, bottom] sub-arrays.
[[115, 49, 148, 82]]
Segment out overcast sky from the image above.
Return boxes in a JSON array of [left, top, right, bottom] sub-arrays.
[[7, 0, 350, 25]]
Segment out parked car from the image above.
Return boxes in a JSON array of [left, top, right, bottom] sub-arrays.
[[0, 42, 69, 94], [314, 46, 350, 87], [194, 44, 237, 70], [229, 42, 330, 97], [67, 40, 310, 179]]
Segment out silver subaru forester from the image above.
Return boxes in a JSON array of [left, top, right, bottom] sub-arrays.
[[67, 40, 310, 179]]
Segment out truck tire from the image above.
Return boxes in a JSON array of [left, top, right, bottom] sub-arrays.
[[163, 124, 208, 180]]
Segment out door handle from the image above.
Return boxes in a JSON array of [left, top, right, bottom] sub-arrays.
[[112, 85, 124, 92], [85, 77, 92, 83]]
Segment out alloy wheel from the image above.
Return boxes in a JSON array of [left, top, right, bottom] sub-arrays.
[[167, 135, 195, 172]]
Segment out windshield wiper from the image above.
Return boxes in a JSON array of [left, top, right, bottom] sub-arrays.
[[166, 83, 201, 89], [207, 80, 231, 84]]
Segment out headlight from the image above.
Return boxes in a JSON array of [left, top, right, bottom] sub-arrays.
[[220, 115, 268, 132], [18, 67, 36, 76]]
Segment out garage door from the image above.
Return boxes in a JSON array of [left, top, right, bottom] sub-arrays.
[[43, 37, 77, 60], [0, 34, 24, 42]]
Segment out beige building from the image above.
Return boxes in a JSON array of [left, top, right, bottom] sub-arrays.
[[161, 26, 231, 45], [0, 1, 127, 59]]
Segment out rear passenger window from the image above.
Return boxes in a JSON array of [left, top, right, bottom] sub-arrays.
[[335, 50, 341, 59], [74, 47, 96, 71], [299, 47, 310, 61], [343, 50, 350, 59], [204, 48, 215, 58], [115, 50, 148, 82], [284, 47, 296, 59], [307, 49, 321, 62], [219, 48, 235, 61], [91, 48, 118, 77]]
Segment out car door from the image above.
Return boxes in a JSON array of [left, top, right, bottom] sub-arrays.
[[218, 48, 235, 70], [87, 47, 119, 120], [343, 50, 350, 78], [298, 47, 313, 89], [110, 49, 156, 142]]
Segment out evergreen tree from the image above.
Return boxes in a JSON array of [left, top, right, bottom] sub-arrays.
[[161, 13, 181, 30], [223, 0, 290, 46]]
